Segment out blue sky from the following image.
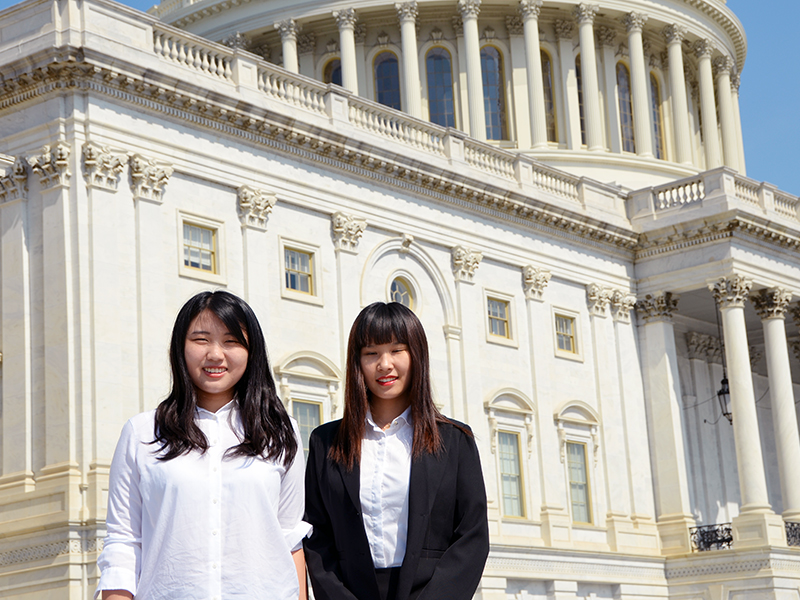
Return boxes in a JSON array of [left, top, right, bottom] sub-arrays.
[[0, 0, 797, 195]]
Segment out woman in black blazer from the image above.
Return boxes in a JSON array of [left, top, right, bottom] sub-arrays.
[[304, 302, 489, 600]]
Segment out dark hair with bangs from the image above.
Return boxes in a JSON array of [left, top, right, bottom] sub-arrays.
[[152, 290, 297, 465], [330, 301, 454, 469]]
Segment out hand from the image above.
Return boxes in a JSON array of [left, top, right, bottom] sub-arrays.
[[102, 592, 133, 600]]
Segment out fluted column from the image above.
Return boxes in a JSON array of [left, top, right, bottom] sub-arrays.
[[753, 290, 800, 520], [663, 25, 692, 165], [333, 8, 359, 93], [624, 12, 653, 157], [275, 19, 300, 73], [574, 4, 603, 151], [520, 0, 547, 148], [713, 55, 739, 171], [731, 72, 747, 175], [694, 40, 721, 169], [396, 1, 422, 118], [555, 19, 579, 149], [458, 0, 486, 140]]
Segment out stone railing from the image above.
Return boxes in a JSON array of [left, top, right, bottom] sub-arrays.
[[653, 176, 705, 210], [257, 66, 327, 115], [734, 176, 760, 206], [463, 140, 516, 181], [348, 97, 446, 156], [690, 523, 733, 552], [531, 163, 580, 201], [153, 26, 233, 82], [787, 522, 800, 547], [774, 191, 800, 220]]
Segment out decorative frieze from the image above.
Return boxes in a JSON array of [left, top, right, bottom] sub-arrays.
[[457, 0, 481, 19], [0, 157, 28, 203], [709, 275, 752, 309], [237, 185, 276, 230], [451, 245, 482, 282], [82, 142, 125, 191], [574, 4, 599, 25], [29, 142, 71, 189], [636, 292, 678, 323], [751, 288, 792, 320], [586, 283, 612, 317], [610, 289, 637, 323], [331, 211, 367, 252], [522, 265, 550, 301], [129, 154, 173, 203]]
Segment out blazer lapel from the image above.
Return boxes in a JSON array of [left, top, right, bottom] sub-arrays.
[[338, 461, 361, 516]]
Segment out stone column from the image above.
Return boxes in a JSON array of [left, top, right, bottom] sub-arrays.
[[458, 0, 486, 140], [731, 71, 747, 175], [596, 26, 621, 154], [713, 55, 739, 172], [396, 1, 422, 118], [663, 25, 692, 165], [333, 8, 359, 93], [710, 276, 786, 547], [275, 19, 300, 73], [694, 40, 722, 169], [574, 4, 604, 151], [635, 293, 696, 555], [753, 290, 800, 520], [555, 19, 580, 150], [520, 0, 548, 148], [624, 12, 653, 157]]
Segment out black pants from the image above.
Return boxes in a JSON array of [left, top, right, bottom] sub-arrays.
[[374, 567, 401, 600]]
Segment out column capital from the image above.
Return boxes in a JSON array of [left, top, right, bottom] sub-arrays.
[[331, 211, 367, 252], [596, 25, 616, 47], [82, 142, 125, 191], [586, 283, 612, 317], [354, 23, 367, 43], [635, 292, 679, 323], [554, 19, 575, 41], [275, 19, 300, 41], [518, 0, 542, 20], [751, 288, 793, 320], [29, 142, 71, 189], [129, 154, 173, 203], [395, 1, 418, 23], [451, 15, 464, 36], [623, 12, 648, 34], [457, 0, 481, 20], [574, 3, 599, 25], [663, 24, 687, 44], [522, 265, 550, 301], [712, 55, 735, 78], [297, 32, 316, 55], [693, 38, 715, 59], [237, 185, 276, 231], [709, 275, 753, 309], [506, 15, 524, 36], [611, 289, 637, 323], [333, 8, 358, 30], [452, 245, 482, 282], [0, 156, 28, 203], [223, 31, 250, 49]]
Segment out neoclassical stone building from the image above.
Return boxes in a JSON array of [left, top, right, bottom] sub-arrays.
[[0, 0, 799, 598]]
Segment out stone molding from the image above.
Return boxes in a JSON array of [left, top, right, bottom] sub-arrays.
[[0, 538, 104, 567], [610, 289, 637, 323], [586, 283, 612, 317], [237, 185, 276, 230], [129, 154, 173, 203], [751, 287, 792, 320], [28, 143, 71, 189], [623, 12, 648, 34], [574, 3, 599, 25], [395, 1, 418, 22], [457, 0, 481, 20], [636, 292, 678, 323], [82, 142, 125, 191], [522, 265, 550, 301], [518, 0, 542, 20], [275, 19, 300, 42], [0, 157, 28, 203], [709, 275, 752, 309], [331, 211, 367, 252], [333, 8, 357, 30], [451, 245, 482, 283]]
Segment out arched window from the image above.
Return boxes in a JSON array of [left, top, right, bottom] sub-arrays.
[[575, 55, 586, 146], [650, 73, 665, 160], [541, 50, 557, 142], [480, 46, 508, 140], [374, 51, 401, 110], [426, 47, 456, 128], [323, 59, 342, 86], [617, 63, 635, 153], [390, 277, 413, 309]]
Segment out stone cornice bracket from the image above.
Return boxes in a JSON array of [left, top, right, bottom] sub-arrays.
[[399, 233, 414, 254], [82, 142, 125, 191], [554, 19, 575, 41], [395, 1, 418, 23], [610, 289, 637, 323], [574, 4, 599, 25], [596, 25, 616, 47], [0, 157, 29, 204], [237, 185, 276, 231], [275, 19, 300, 42], [709, 275, 752, 309], [28, 142, 71, 189], [623, 12, 648, 33], [635, 292, 678, 323], [751, 287, 792, 320], [712, 55, 735, 78], [333, 8, 358, 30], [298, 32, 316, 55], [457, 0, 481, 19], [522, 265, 550, 301], [663, 24, 686, 44], [693, 39, 715, 59], [129, 154, 173, 203], [586, 283, 612, 317], [331, 211, 367, 252], [451, 245, 482, 283]]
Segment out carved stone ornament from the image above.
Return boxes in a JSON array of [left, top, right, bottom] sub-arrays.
[[586, 283, 612, 317], [518, 0, 542, 20], [554, 19, 575, 41], [452, 16, 464, 36], [237, 185, 276, 230], [399, 234, 414, 254], [635, 292, 678, 323], [451, 245, 482, 283], [354, 23, 367, 44], [430, 27, 444, 42], [29, 142, 71, 189], [275, 19, 300, 42], [596, 25, 616, 47], [223, 31, 250, 50], [333, 8, 358, 30], [749, 345, 763, 369], [693, 39, 715, 59], [623, 12, 648, 34], [712, 55, 735, 78], [82, 142, 125, 191], [482, 26, 496, 40], [686, 332, 722, 362], [129, 154, 173, 203], [574, 4, 599, 25], [457, 0, 481, 20], [522, 265, 551, 301], [610, 289, 637, 323], [751, 287, 792, 320], [297, 33, 316, 55], [663, 24, 686, 45], [791, 340, 800, 363], [506, 16, 523, 36], [332, 212, 367, 252], [396, 1, 418, 22], [0, 157, 28, 204], [326, 39, 339, 54], [377, 32, 390, 46], [709, 275, 753, 309]]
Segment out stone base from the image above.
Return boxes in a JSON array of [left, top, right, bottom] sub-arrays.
[[540, 505, 572, 548], [656, 513, 697, 555], [606, 512, 661, 555], [732, 510, 787, 548]]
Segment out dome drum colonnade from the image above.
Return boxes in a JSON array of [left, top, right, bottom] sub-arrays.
[[231, 0, 747, 175]]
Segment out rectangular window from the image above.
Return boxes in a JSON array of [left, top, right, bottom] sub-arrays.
[[567, 442, 591, 523], [292, 400, 321, 460], [183, 223, 216, 273], [498, 431, 524, 517], [285, 248, 313, 294], [487, 298, 510, 338], [555, 314, 576, 354]]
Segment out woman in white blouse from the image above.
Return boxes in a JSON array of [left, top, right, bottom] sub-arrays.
[[97, 291, 310, 600]]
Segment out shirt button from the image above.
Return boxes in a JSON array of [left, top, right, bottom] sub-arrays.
[[212, 562, 218, 569], [213, 529, 219, 536], [213, 466, 218, 472], [213, 498, 218, 504], [211, 438, 218, 444]]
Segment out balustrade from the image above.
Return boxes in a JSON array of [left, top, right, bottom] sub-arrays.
[[690, 523, 733, 551], [787, 522, 800, 547]]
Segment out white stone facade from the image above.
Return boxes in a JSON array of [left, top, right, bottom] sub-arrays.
[[0, 0, 799, 598]]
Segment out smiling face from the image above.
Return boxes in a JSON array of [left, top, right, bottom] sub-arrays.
[[184, 309, 249, 412], [359, 339, 412, 410]]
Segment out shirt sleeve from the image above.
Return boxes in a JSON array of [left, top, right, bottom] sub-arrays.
[[279, 419, 313, 552], [95, 419, 143, 599]]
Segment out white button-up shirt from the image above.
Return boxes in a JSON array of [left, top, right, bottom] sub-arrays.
[[96, 401, 310, 600], [360, 407, 413, 568]]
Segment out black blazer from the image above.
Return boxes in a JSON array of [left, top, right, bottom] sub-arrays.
[[303, 419, 490, 600]]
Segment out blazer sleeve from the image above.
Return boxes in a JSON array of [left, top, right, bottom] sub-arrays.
[[416, 429, 490, 600], [303, 430, 360, 600]]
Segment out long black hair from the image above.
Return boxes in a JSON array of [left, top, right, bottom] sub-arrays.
[[152, 290, 297, 465]]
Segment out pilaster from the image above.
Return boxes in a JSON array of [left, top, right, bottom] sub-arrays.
[[238, 186, 276, 324]]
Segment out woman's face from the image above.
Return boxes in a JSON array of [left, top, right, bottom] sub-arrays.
[[359, 338, 412, 408], [184, 309, 249, 411]]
